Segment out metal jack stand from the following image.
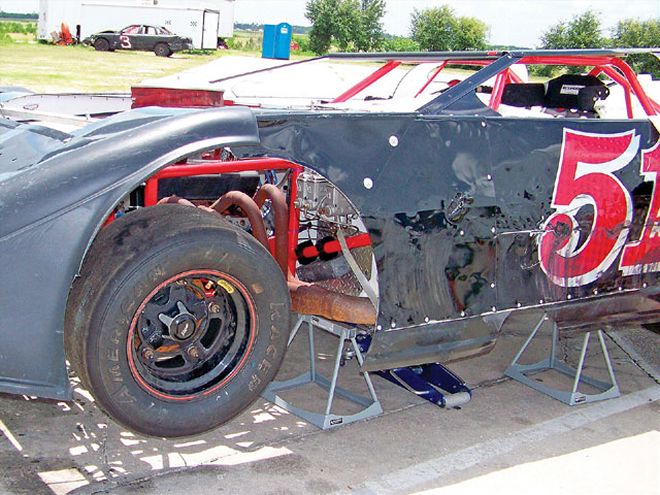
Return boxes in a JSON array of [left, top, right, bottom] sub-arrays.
[[505, 315, 620, 405], [261, 315, 383, 429]]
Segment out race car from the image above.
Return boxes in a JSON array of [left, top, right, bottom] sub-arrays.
[[0, 49, 658, 437], [85, 24, 193, 56]]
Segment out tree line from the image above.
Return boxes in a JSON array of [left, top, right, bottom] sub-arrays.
[[304, 1, 659, 76]]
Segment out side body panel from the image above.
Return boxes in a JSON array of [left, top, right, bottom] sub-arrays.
[[491, 118, 660, 323], [252, 112, 659, 369], [254, 113, 498, 325]]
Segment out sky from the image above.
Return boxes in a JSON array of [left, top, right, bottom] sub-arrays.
[[2, 0, 658, 48]]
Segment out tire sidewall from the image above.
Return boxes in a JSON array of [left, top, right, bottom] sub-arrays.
[[94, 38, 109, 51], [85, 229, 289, 437], [154, 43, 171, 57]]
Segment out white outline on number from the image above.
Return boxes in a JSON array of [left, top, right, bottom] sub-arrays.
[[119, 35, 131, 49]]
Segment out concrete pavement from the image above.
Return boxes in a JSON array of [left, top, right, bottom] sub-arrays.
[[0, 323, 657, 495]]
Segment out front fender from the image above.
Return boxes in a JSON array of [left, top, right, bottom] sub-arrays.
[[0, 106, 259, 399]]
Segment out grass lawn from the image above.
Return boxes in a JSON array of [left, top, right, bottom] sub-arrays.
[[0, 42, 256, 93]]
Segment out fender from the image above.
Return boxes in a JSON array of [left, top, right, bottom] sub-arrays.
[[0, 106, 260, 399]]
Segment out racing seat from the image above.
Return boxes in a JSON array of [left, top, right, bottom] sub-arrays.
[[544, 74, 610, 117], [500, 75, 610, 117]]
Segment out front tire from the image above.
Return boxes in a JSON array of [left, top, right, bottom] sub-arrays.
[[94, 38, 110, 51], [65, 205, 290, 437], [154, 43, 172, 57]]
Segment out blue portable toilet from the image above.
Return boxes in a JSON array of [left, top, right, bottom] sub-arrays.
[[262, 22, 292, 60]]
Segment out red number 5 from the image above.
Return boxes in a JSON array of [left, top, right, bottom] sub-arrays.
[[539, 129, 639, 287]]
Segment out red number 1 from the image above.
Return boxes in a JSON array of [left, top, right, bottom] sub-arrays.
[[620, 141, 660, 275]]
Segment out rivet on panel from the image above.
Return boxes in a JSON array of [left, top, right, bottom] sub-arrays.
[[459, 229, 465, 236], [567, 294, 572, 299], [424, 316, 430, 323], [593, 289, 598, 295], [516, 301, 522, 308], [539, 299, 544, 304], [390, 321, 396, 328], [643, 282, 648, 288], [460, 311, 466, 317], [487, 174, 492, 181], [377, 325, 382, 331], [491, 306, 497, 312], [389, 135, 399, 147], [490, 282, 496, 289], [363, 177, 374, 190], [491, 227, 496, 234]]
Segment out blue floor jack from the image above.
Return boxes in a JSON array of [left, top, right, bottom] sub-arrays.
[[356, 334, 473, 409]]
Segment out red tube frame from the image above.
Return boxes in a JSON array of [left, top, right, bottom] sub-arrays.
[[143, 157, 371, 276], [414, 61, 447, 98], [145, 157, 306, 270], [331, 60, 401, 103], [327, 55, 658, 117]]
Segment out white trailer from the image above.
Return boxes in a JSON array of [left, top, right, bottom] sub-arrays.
[[38, 0, 235, 49]]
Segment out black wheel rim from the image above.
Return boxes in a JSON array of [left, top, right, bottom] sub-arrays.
[[127, 270, 256, 400]]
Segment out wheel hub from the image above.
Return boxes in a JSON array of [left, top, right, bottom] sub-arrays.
[[158, 301, 198, 341], [130, 272, 253, 399]]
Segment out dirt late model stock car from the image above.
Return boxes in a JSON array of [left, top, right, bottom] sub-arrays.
[[0, 49, 658, 437], [85, 24, 193, 56]]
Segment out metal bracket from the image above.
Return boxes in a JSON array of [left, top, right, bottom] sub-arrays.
[[505, 315, 620, 405], [261, 315, 382, 429]]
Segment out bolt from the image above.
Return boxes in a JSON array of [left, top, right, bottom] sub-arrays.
[[209, 302, 221, 314], [187, 347, 200, 359], [142, 348, 154, 360]]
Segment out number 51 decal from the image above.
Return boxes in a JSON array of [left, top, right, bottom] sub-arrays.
[[539, 128, 660, 287]]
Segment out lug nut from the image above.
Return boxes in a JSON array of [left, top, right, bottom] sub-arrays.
[[209, 302, 221, 314], [142, 348, 154, 360], [187, 347, 200, 359]]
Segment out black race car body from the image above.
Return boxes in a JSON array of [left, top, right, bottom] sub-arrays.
[[86, 24, 192, 56], [1, 49, 658, 436]]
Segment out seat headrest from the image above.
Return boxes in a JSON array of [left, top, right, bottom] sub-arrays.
[[501, 83, 546, 107]]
